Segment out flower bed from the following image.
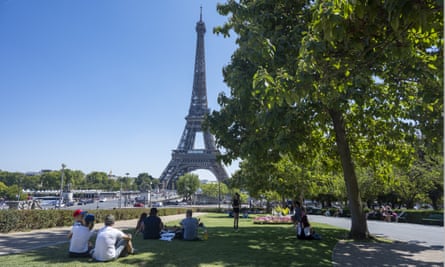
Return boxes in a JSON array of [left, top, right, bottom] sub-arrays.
[[253, 215, 293, 224]]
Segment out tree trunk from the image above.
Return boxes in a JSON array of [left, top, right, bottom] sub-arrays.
[[329, 109, 369, 239]]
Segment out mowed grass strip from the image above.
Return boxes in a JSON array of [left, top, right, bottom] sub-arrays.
[[0, 213, 347, 267]]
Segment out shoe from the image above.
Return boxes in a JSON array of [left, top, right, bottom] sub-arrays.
[[130, 248, 137, 255]]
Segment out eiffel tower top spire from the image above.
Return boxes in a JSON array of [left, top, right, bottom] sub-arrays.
[[189, 6, 207, 117], [200, 5, 203, 21]]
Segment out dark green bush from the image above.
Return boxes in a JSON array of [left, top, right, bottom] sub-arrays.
[[0, 207, 219, 233]]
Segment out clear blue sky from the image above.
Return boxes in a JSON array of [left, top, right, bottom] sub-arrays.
[[0, 0, 239, 179]]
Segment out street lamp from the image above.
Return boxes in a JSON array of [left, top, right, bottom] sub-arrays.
[[124, 173, 129, 208], [218, 181, 221, 209], [119, 178, 122, 209], [59, 164, 66, 209], [97, 190, 100, 209], [149, 181, 152, 208]]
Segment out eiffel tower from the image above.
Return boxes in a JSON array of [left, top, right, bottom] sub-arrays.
[[159, 9, 229, 189]]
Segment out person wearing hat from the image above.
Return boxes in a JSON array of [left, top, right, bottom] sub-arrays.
[[68, 213, 95, 257], [142, 207, 164, 239], [72, 209, 87, 226], [91, 214, 134, 262]]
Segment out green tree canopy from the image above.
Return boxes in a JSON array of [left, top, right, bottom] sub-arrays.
[[176, 173, 200, 201], [200, 182, 229, 199], [135, 173, 156, 192], [209, 0, 443, 239]]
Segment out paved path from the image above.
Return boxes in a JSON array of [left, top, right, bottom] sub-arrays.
[[309, 215, 444, 266], [309, 215, 445, 247]]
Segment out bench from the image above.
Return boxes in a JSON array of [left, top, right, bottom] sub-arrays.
[[421, 214, 444, 226]]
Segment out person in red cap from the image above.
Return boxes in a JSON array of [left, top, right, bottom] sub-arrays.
[[72, 209, 87, 226], [68, 212, 96, 257]]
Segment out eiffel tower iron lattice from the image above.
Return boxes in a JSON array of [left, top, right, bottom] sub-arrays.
[[159, 10, 228, 189]]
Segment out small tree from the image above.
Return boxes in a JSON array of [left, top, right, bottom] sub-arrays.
[[176, 173, 200, 202], [201, 182, 229, 199]]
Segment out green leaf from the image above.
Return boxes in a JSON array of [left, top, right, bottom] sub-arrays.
[[427, 64, 437, 70]]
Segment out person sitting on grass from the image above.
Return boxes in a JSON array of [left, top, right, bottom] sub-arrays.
[[143, 207, 164, 239], [297, 207, 321, 240], [91, 214, 135, 262], [180, 209, 201, 241], [68, 213, 95, 257], [134, 212, 147, 236], [72, 209, 87, 226]]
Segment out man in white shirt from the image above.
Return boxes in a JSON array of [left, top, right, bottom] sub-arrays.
[[68, 212, 94, 257], [91, 214, 134, 262]]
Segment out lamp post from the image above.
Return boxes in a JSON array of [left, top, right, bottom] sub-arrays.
[[17, 175, 23, 201], [59, 164, 66, 209], [119, 178, 122, 209], [97, 190, 100, 209], [218, 181, 221, 209], [148, 181, 152, 208], [124, 173, 129, 208]]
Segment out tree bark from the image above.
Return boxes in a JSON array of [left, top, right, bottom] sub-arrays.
[[329, 108, 369, 239]]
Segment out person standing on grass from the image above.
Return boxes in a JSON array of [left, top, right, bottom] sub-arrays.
[[91, 214, 135, 262], [232, 193, 241, 230], [292, 201, 302, 225]]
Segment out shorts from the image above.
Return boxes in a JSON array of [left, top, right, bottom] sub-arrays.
[[69, 250, 91, 258], [91, 239, 129, 262], [114, 239, 129, 258], [233, 208, 240, 214]]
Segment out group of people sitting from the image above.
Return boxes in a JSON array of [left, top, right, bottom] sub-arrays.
[[135, 208, 204, 241], [68, 207, 204, 262], [68, 209, 134, 262], [291, 203, 321, 240]]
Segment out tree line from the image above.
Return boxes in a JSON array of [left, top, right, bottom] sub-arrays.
[[0, 170, 235, 204], [0, 170, 159, 200]]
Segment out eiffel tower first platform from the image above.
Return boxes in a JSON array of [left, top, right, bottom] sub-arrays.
[[159, 10, 229, 189]]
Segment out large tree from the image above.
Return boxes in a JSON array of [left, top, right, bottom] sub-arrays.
[[209, 0, 443, 239]]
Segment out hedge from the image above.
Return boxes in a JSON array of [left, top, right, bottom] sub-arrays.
[[0, 207, 220, 233]]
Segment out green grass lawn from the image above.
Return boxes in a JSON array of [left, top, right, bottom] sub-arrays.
[[0, 213, 348, 267]]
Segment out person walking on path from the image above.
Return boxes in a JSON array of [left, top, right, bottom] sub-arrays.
[[91, 214, 134, 262], [232, 193, 241, 230]]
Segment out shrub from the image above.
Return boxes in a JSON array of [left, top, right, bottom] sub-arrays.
[[0, 207, 218, 233]]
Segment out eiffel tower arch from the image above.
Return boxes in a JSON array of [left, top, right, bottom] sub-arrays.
[[159, 10, 229, 189]]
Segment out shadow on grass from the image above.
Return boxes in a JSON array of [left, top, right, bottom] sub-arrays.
[[10, 223, 347, 267]]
